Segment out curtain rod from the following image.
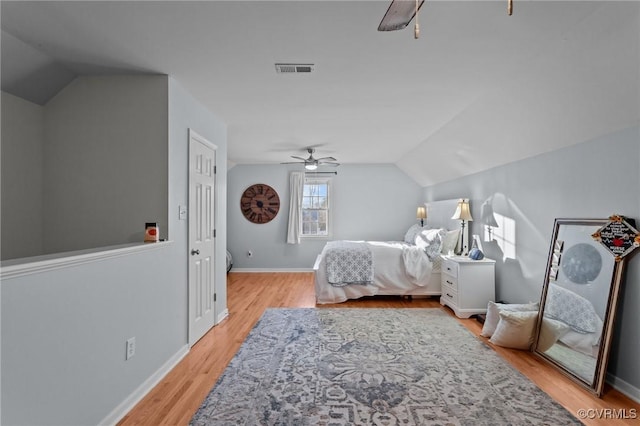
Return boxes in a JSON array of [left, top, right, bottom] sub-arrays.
[[304, 171, 337, 175]]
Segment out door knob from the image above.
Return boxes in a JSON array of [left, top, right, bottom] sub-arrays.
[[191, 249, 200, 255]]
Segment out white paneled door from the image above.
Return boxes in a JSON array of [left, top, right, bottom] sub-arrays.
[[188, 129, 217, 346]]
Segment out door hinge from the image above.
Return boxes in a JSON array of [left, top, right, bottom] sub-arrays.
[[214, 165, 217, 174], [213, 229, 216, 238], [214, 293, 217, 302]]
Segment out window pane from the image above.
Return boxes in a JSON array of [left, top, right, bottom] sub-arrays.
[[319, 223, 327, 234], [318, 211, 327, 222]]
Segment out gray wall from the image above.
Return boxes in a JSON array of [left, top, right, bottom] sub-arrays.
[[1, 77, 228, 425], [423, 126, 640, 394], [168, 77, 228, 324], [1, 92, 45, 259], [1, 76, 169, 260], [227, 164, 422, 270], [43, 76, 169, 253]]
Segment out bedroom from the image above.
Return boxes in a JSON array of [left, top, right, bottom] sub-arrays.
[[1, 1, 639, 425]]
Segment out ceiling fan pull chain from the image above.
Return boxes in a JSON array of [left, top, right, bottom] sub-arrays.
[[508, 0, 513, 16], [414, 0, 420, 39]]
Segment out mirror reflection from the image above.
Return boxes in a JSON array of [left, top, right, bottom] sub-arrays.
[[534, 218, 626, 396]]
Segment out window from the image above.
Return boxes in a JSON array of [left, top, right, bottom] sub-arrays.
[[302, 178, 330, 237]]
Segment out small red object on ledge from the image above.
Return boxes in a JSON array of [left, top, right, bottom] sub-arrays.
[[144, 222, 159, 243]]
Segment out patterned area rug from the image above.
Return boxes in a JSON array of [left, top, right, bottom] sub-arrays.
[[191, 308, 581, 425]]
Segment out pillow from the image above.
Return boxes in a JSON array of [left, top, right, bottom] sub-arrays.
[[403, 224, 422, 244], [537, 317, 571, 352], [489, 310, 538, 350], [440, 229, 460, 254], [480, 301, 539, 338], [415, 228, 446, 260]]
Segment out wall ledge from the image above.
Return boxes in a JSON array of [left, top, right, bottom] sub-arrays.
[[0, 241, 173, 280], [230, 268, 314, 273]]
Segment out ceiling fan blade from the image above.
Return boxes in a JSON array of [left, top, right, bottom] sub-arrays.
[[290, 156, 307, 161], [315, 156, 337, 162], [319, 162, 340, 166], [378, 0, 425, 32], [280, 161, 304, 165]]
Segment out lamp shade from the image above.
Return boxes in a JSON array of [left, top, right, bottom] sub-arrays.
[[451, 200, 473, 221], [416, 206, 427, 220]]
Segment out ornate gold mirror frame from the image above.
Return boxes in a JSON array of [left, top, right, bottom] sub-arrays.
[[532, 217, 639, 397]]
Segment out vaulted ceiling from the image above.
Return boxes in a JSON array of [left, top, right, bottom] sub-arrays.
[[2, 1, 638, 186]]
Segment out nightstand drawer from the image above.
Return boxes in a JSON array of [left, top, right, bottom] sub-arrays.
[[442, 259, 458, 277], [441, 273, 458, 291], [441, 288, 458, 305]]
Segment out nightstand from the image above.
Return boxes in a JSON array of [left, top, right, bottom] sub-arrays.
[[440, 256, 496, 318]]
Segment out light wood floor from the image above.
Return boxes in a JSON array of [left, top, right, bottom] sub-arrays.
[[119, 272, 639, 425]]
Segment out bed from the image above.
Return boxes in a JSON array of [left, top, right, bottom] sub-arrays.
[[314, 198, 467, 304], [544, 282, 603, 358]]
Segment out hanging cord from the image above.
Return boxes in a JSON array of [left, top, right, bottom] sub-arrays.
[[414, 0, 420, 39], [508, 0, 513, 16]]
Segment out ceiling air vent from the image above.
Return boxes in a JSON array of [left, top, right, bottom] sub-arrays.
[[275, 63, 315, 74]]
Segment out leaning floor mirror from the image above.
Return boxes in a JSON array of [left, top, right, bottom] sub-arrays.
[[532, 217, 639, 397]]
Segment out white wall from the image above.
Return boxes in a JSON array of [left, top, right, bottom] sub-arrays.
[[1, 92, 45, 259], [168, 77, 228, 325], [227, 164, 422, 270], [43, 76, 169, 253], [423, 126, 640, 398]]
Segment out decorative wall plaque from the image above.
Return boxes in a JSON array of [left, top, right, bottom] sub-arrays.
[[591, 215, 640, 262]]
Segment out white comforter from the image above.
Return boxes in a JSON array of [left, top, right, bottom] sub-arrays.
[[314, 240, 440, 304]]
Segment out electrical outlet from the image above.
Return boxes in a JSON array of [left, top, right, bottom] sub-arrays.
[[126, 337, 136, 360]]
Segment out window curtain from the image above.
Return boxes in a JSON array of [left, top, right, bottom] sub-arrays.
[[287, 171, 305, 244]]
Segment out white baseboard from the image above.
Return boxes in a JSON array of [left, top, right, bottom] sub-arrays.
[[217, 308, 229, 324], [607, 373, 640, 403], [99, 344, 190, 426], [230, 268, 314, 273]]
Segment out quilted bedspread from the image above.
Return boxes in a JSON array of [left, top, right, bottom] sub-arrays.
[[325, 241, 374, 286]]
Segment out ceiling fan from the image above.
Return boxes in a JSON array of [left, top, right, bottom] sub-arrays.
[[281, 148, 340, 170], [378, 0, 513, 38]]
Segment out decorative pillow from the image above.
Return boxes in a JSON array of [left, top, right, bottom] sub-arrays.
[[489, 310, 538, 350], [415, 228, 446, 260], [403, 224, 422, 244], [440, 229, 460, 254], [481, 301, 539, 338], [537, 317, 571, 352]]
